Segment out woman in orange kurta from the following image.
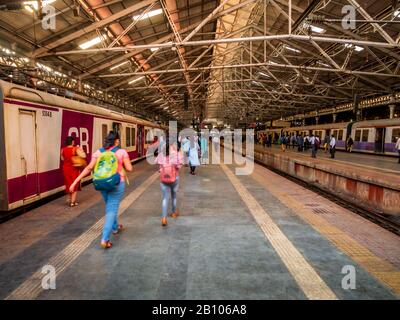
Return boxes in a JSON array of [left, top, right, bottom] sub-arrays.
[[61, 136, 86, 207]]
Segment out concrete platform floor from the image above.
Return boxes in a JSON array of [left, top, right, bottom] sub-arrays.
[[260, 144, 400, 173], [0, 160, 399, 300]]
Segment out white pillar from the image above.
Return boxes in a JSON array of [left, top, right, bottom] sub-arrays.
[[389, 104, 395, 119]]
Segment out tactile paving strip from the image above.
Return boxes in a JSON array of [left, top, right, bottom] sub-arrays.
[[221, 164, 337, 300], [252, 166, 400, 297], [5, 172, 159, 300]]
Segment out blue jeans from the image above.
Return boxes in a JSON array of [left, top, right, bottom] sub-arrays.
[[311, 144, 317, 158], [100, 182, 125, 241], [160, 176, 179, 218]]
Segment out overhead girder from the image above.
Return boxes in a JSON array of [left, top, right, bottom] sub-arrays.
[[1, 0, 399, 125], [33, 0, 158, 57]]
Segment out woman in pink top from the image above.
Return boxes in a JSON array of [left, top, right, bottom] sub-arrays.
[[70, 131, 133, 249], [156, 137, 183, 227]]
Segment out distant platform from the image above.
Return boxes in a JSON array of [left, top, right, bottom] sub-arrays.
[[262, 144, 399, 173]]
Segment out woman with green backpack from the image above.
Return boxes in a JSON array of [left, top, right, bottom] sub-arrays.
[[70, 131, 132, 249]]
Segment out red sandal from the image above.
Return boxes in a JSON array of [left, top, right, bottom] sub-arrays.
[[112, 224, 123, 235], [100, 240, 112, 249]]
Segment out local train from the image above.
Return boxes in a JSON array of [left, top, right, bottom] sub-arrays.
[[257, 118, 400, 156], [0, 80, 165, 211]]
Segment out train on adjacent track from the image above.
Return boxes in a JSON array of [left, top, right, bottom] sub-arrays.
[[0, 80, 165, 211], [257, 118, 400, 156]]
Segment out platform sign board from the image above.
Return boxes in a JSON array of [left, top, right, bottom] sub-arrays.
[[272, 120, 290, 127]]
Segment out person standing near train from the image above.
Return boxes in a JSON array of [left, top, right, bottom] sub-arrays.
[[69, 131, 133, 249], [346, 136, 354, 153], [330, 134, 337, 159], [61, 136, 86, 207], [323, 135, 330, 154], [396, 136, 400, 163], [297, 134, 304, 152], [310, 134, 319, 158]]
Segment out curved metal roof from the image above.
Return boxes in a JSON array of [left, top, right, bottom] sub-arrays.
[[0, 0, 399, 126]]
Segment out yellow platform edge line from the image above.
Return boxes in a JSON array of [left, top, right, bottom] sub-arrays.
[[220, 164, 337, 300], [252, 166, 400, 297], [5, 172, 159, 300]]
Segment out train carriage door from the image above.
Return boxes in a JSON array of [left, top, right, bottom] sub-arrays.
[[19, 110, 39, 200], [137, 125, 144, 157], [375, 127, 385, 153], [112, 122, 121, 139]]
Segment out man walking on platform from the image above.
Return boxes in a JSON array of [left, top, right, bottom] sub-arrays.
[[310, 134, 320, 158], [330, 134, 336, 159], [346, 136, 354, 153]]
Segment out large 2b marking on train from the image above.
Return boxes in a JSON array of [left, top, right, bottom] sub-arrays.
[[67, 127, 90, 155], [61, 109, 93, 157]]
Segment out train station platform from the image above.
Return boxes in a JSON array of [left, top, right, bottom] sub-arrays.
[[0, 159, 399, 300], [252, 144, 400, 217], [261, 144, 400, 173]]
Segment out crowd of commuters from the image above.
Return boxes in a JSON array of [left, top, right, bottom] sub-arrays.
[[61, 131, 212, 249], [258, 132, 338, 159], [258, 131, 400, 163]]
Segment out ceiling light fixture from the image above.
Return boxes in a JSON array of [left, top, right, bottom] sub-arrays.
[[258, 72, 270, 78], [24, 0, 56, 12], [79, 36, 104, 49], [128, 76, 144, 84], [303, 23, 326, 33], [344, 44, 364, 52], [317, 61, 330, 67], [283, 45, 301, 53], [133, 8, 163, 21], [110, 61, 129, 70]]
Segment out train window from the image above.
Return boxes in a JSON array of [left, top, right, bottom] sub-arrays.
[[126, 127, 131, 147], [362, 130, 369, 142], [355, 130, 361, 142], [332, 130, 338, 139], [131, 128, 136, 147], [338, 130, 343, 141], [145, 129, 153, 144], [392, 129, 400, 143], [102, 124, 108, 142]]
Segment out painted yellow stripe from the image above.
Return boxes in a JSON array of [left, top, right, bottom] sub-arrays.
[[251, 165, 400, 296], [5, 172, 159, 300], [220, 164, 337, 300]]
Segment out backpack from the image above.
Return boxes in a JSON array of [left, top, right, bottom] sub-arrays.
[[93, 146, 120, 191], [160, 159, 177, 184]]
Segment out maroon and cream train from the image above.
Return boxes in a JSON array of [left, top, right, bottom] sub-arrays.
[[0, 80, 165, 211]]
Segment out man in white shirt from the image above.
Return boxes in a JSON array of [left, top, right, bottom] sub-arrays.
[[330, 134, 336, 159], [310, 134, 317, 158]]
